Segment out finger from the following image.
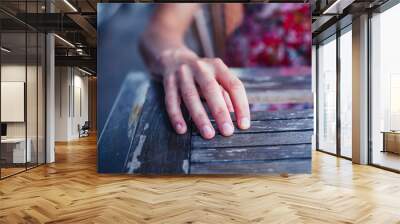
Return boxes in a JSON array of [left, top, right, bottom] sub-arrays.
[[163, 74, 187, 134], [212, 58, 250, 129], [222, 87, 234, 112], [177, 64, 215, 139], [192, 60, 234, 136]]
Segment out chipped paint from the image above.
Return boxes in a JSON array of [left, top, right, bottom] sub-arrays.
[[127, 135, 147, 173], [182, 159, 189, 174], [127, 81, 150, 139], [225, 148, 248, 153]]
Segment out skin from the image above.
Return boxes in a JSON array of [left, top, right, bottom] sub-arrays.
[[139, 3, 250, 139]]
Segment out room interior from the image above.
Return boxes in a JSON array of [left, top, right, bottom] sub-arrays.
[[0, 30, 46, 178], [0, 0, 400, 222]]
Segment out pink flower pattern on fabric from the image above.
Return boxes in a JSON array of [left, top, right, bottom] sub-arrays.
[[224, 4, 312, 112], [225, 3, 311, 68]]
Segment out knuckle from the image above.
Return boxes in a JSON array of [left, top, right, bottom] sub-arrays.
[[193, 59, 204, 68], [158, 54, 169, 65], [192, 60, 206, 74], [213, 107, 227, 119], [177, 64, 186, 75], [229, 78, 244, 91], [165, 100, 181, 119], [169, 112, 181, 121], [201, 79, 219, 94], [193, 58, 201, 64], [164, 75, 174, 88], [213, 57, 223, 65]]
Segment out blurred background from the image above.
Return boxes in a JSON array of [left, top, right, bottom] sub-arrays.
[[98, 4, 152, 133]]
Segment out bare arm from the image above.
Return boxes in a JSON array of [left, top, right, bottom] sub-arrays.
[[139, 3, 250, 139], [140, 3, 199, 76]]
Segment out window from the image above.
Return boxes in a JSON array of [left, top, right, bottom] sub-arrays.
[[339, 27, 352, 158], [0, 1, 47, 179], [317, 36, 337, 154], [370, 3, 400, 171]]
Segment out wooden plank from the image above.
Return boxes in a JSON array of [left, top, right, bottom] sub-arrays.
[[246, 90, 313, 104], [190, 159, 311, 174], [97, 73, 149, 173], [241, 109, 314, 121], [124, 82, 192, 174], [99, 68, 313, 174], [192, 118, 313, 135], [209, 109, 313, 122], [241, 75, 312, 91], [191, 144, 311, 163], [232, 67, 311, 78], [232, 67, 312, 104], [192, 131, 313, 149]]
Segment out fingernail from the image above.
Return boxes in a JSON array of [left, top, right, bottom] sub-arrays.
[[221, 122, 234, 136], [201, 125, 214, 139], [175, 123, 186, 134], [240, 117, 250, 129]]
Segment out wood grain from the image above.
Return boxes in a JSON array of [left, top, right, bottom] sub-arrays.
[[191, 144, 312, 163], [191, 107, 313, 174], [2, 135, 400, 223], [232, 67, 313, 104], [208, 109, 314, 122], [99, 68, 314, 175], [97, 73, 149, 173], [193, 118, 314, 135], [124, 82, 192, 174], [104, 80, 313, 175], [192, 131, 313, 149], [190, 159, 311, 174]]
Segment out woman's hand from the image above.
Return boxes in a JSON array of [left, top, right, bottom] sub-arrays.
[[157, 47, 250, 139], [139, 4, 249, 139]]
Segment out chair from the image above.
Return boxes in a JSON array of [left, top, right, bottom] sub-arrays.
[[79, 121, 90, 138]]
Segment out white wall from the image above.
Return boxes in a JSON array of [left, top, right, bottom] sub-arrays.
[[72, 73, 89, 138], [1, 65, 39, 138], [55, 67, 89, 141], [1, 65, 26, 140], [55, 66, 70, 141], [1, 63, 46, 164]]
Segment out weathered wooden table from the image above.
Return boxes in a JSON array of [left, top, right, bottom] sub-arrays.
[[98, 68, 313, 174]]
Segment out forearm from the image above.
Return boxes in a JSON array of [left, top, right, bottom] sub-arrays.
[[139, 28, 188, 74], [139, 4, 200, 78], [138, 4, 250, 139]]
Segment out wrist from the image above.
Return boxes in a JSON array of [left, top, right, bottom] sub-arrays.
[[155, 47, 198, 77]]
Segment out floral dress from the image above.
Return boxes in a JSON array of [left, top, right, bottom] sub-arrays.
[[224, 3, 312, 111], [225, 3, 312, 67]]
